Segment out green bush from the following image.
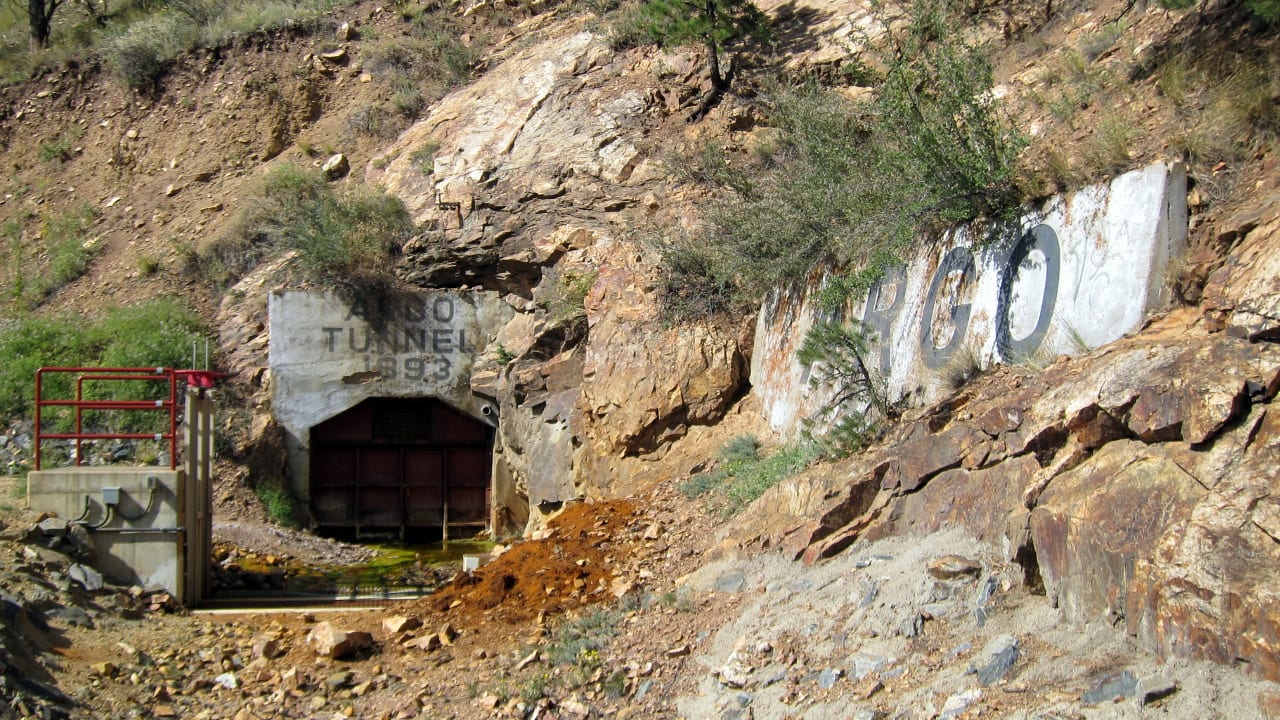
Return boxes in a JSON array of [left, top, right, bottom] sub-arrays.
[[0, 298, 206, 426], [210, 164, 415, 288], [659, 0, 1027, 317], [546, 608, 621, 667], [547, 269, 596, 327], [683, 435, 818, 515], [105, 11, 198, 90], [38, 134, 74, 162], [255, 480, 302, 528], [46, 202, 99, 288]]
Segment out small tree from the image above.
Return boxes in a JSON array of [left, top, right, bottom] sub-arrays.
[[23, 0, 61, 48], [635, 0, 767, 93]]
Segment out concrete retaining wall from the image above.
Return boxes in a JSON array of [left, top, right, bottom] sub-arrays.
[[27, 468, 186, 596], [752, 161, 1188, 433]]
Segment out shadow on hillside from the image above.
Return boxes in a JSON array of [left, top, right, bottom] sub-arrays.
[[767, 1, 837, 67]]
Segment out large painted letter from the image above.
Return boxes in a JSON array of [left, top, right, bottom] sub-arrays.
[[919, 247, 975, 369], [862, 265, 907, 374], [996, 224, 1060, 362]]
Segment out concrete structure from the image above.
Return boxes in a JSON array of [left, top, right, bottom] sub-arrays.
[[25, 387, 214, 604], [28, 468, 186, 592], [753, 161, 1188, 433], [268, 290, 513, 537]]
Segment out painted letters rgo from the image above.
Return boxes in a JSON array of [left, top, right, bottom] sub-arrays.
[[752, 161, 1188, 434]]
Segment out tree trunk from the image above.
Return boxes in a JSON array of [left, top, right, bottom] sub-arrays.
[[28, 0, 58, 49], [703, 0, 726, 91], [706, 36, 725, 90]]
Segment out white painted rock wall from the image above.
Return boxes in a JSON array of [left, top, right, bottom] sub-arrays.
[[268, 290, 513, 497], [753, 161, 1188, 434]]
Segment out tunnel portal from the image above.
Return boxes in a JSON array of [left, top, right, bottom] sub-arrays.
[[309, 397, 493, 540]]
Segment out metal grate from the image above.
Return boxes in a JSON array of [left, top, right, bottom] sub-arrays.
[[372, 409, 431, 443]]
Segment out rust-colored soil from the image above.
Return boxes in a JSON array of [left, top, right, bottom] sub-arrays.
[[424, 499, 637, 623]]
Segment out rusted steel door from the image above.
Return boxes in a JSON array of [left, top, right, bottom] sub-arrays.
[[309, 398, 493, 537]]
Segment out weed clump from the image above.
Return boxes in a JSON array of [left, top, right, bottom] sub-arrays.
[[682, 434, 818, 515], [204, 163, 414, 291]]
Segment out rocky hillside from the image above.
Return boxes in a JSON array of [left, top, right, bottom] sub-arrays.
[[1, 0, 1280, 717]]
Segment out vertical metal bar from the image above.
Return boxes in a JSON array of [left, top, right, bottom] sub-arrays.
[[169, 368, 177, 469], [34, 369, 42, 470], [354, 447, 362, 540], [74, 375, 85, 466]]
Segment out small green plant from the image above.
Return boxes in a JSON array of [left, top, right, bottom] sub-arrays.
[[1083, 114, 1136, 176], [391, 78, 426, 118], [136, 254, 161, 276], [1039, 146, 1079, 192], [939, 343, 987, 390], [254, 480, 302, 528], [797, 320, 886, 457], [30, 202, 101, 300], [409, 141, 440, 176], [345, 105, 393, 138], [657, 589, 695, 612], [1077, 23, 1123, 62], [493, 343, 516, 365], [38, 134, 74, 162], [685, 434, 818, 515], [547, 269, 596, 327], [547, 607, 621, 668], [519, 672, 550, 703]]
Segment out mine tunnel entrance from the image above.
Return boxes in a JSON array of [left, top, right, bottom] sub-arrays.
[[309, 397, 493, 541]]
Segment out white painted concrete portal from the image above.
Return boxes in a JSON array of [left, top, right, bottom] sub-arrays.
[[268, 290, 513, 501]]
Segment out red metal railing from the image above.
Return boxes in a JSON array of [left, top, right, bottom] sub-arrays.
[[34, 367, 179, 470]]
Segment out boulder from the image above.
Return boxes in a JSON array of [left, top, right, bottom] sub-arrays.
[[321, 153, 349, 179], [306, 622, 373, 659], [1030, 440, 1204, 625]]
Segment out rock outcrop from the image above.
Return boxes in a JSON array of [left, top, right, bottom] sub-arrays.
[[739, 304, 1280, 679], [369, 26, 751, 524]]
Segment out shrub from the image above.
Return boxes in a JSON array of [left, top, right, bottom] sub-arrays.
[[38, 134, 73, 162], [345, 104, 395, 138], [255, 480, 302, 528], [409, 141, 440, 175], [658, 0, 1028, 318], [105, 12, 197, 90], [720, 441, 817, 514], [0, 298, 206, 424], [683, 434, 818, 515], [1082, 113, 1136, 176], [210, 164, 415, 289], [546, 608, 621, 667], [547, 269, 596, 327], [45, 202, 99, 288]]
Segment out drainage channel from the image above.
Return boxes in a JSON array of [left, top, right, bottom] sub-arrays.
[[195, 586, 437, 613]]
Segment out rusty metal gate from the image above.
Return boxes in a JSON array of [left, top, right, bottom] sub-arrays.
[[309, 398, 493, 539]]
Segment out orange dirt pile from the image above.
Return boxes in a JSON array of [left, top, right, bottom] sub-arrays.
[[425, 499, 637, 623]]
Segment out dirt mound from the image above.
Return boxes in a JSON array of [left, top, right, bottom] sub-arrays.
[[424, 499, 637, 624]]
